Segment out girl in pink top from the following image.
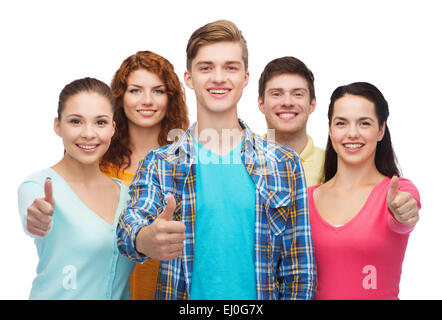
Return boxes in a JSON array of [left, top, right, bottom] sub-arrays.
[[309, 82, 421, 300]]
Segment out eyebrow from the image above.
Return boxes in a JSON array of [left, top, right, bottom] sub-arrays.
[[333, 116, 375, 121], [267, 87, 308, 92], [127, 83, 165, 89], [195, 60, 242, 66], [66, 114, 112, 119]]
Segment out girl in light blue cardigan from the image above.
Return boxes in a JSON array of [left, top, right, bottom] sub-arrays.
[[18, 77, 134, 299]]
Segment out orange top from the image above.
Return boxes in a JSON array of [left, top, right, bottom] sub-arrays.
[[102, 164, 160, 300]]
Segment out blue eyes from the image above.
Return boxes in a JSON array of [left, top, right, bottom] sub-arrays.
[[129, 88, 165, 94]]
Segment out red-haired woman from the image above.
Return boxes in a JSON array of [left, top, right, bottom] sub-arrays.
[[100, 51, 189, 300]]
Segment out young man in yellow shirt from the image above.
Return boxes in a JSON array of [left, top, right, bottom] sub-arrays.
[[258, 56, 325, 186]]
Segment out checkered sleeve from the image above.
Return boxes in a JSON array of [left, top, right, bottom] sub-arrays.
[[278, 156, 317, 300], [116, 151, 166, 263]]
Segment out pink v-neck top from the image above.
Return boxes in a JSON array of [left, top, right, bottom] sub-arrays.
[[308, 177, 421, 300]]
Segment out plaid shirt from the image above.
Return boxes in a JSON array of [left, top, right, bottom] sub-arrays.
[[117, 119, 316, 300]]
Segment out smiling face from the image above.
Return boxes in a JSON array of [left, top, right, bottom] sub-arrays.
[[123, 69, 168, 131], [55, 91, 115, 166], [258, 73, 316, 135], [184, 41, 249, 117], [329, 94, 385, 167]]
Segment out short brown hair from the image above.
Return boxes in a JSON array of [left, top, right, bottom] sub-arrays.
[[258, 56, 315, 102], [186, 20, 248, 71]]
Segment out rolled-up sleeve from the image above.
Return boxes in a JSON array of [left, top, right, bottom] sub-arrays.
[[116, 152, 165, 263]]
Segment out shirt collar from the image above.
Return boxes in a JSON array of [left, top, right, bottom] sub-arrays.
[[170, 118, 257, 160], [300, 135, 314, 162]]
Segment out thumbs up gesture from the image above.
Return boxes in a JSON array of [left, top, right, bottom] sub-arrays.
[[26, 177, 55, 236], [135, 194, 186, 261], [387, 176, 420, 226]]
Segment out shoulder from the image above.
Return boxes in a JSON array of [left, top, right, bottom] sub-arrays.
[[308, 135, 325, 159], [143, 130, 193, 165], [307, 184, 322, 194], [377, 176, 421, 203], [396, 177, 421, 203], [253, 133, 301, 164], [381, 176, 419, 192], [19, 168, 56, 189]]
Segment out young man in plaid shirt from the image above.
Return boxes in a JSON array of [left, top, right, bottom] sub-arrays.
[[117, 20, 316, 300]]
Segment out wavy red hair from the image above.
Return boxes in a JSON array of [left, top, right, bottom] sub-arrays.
[[100, 51, 189, 172]]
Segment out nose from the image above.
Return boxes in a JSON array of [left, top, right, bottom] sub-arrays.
[[141, 91, 153, 106], [281, 93, 294, 107], [212, 66, 226, 83], [347, 123, 360, 139], [81, 123, 97, 139]]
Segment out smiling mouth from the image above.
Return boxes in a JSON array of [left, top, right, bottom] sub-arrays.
[[77, 144, 99, 152], [276, 112, 298, 120], [208, 88, 231, 96], [137, 110, 157, 116], [343, 143, 364, 149]]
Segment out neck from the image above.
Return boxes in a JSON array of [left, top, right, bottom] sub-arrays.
[[195, 107, 243, 155], [52, 155, 103, 184], [271, 129, 308, 155], [128, 123, 161, 158], [331, 158, 384, 189]]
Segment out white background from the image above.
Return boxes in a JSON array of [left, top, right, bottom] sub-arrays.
[[1, 0, 440, 299]]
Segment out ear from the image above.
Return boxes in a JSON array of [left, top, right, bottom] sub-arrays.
[[258, 96, 265, 114], [54, 117, 62, 137], [112, 120, 116, 137], [308, 98, 317, 115], [378, 122, 386, 141], [243, 71, 250, 87], [184, 70, 193, 89]]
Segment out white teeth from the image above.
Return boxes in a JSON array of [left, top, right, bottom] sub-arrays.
[[138, 110, 155, 115], [78, 145, 97, 149], [344, 144, 363, 149], [278, 113, 296, 119], [209, 90, 228, 94]]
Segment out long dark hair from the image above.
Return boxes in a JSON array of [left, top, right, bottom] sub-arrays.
[[324, 82, 401, 181]]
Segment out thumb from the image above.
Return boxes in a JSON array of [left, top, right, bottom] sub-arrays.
[[158, 194, 176, 221], [44, 177, 55, 206], [388, 175, 399, 204]]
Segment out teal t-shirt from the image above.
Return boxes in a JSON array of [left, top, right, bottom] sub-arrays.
[[190, 138, 257, 300]]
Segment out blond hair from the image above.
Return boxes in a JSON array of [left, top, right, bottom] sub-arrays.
[[186, 20, 248, 71]]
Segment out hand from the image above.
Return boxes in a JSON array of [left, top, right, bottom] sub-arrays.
[[387, 176, 419, 226], [135, 194, 186, 261], [26, 178, 55, 236]]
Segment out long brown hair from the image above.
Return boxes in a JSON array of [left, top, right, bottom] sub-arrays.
[[100, 51, 189, 171]]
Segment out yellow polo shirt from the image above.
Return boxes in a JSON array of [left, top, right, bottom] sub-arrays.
[[262, 133, 325, 187], [300, 135, 325, 187]]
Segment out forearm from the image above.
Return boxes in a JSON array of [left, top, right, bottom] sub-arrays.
[[116, 208, 151, 263]]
